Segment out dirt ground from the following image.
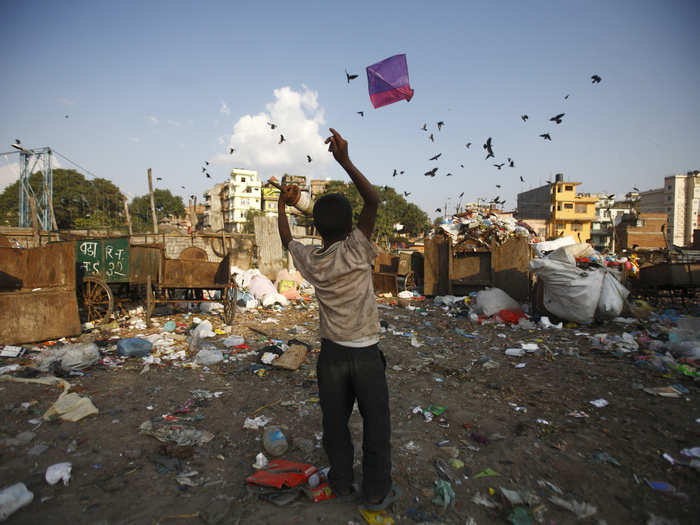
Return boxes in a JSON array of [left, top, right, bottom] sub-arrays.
[[1, 298, 699, 525]]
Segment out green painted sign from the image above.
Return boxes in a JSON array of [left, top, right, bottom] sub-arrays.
[[75, 238, 130, 283]]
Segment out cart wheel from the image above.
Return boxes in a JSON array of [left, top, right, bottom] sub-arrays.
[[223, 283, 238, 325], [404, 271, 416, 291], [80, 276, 114, 324]]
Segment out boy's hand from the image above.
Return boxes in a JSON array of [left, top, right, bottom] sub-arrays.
[[324, 128, 349, 165]]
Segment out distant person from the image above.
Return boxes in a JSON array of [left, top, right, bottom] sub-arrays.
[[276, 128, 399, 510]]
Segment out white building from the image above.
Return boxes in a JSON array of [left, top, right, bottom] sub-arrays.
[[640, 171, 700, 247], [589, 193, 637, 252], [223, 169, 262, 232]]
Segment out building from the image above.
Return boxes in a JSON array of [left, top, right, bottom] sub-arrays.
[[639, 171, 700, 247], [201, 183, 227, 231], [516, 174, 597, 241], [589, 193, 637, 252], [310, 179, 331, 198], [223, 169, 262, 232], [615, 213, 667, 251], [261, 177, 281, 217], [663, 172, 700, 247]]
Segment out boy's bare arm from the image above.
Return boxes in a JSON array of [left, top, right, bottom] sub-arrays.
[[325, 128, 378, 240], [277, 186, 294, 248]]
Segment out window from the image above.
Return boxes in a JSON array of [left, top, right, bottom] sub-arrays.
[[667, 207, 671, 212], [667, 196, 672, 201], [557, 185, 562, 193], [241, 177, 246, 183], [571, 223, 583, 231], [575, 204, 587, 213], [667, 185, 671, 190], [565, 185, 573, 191], [557, 203, 562, 211], [564, 203, 573, 209], [241, 199, 248, 207]]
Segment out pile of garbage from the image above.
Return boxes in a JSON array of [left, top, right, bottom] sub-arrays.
[[532, 236, 640, 276], [437, 211, 534, 249], [231, 267, 315, 310]]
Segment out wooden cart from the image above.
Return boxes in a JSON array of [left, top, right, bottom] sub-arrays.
[[74, 238, 237, 325]]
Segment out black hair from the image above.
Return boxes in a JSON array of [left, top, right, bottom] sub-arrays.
[[313, 193, 353, 240]]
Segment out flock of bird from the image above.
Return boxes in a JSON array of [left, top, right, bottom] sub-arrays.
[[387, 73, 603, 214]]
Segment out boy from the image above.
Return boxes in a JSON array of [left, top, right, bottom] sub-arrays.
[[277, 128, 399, 509]]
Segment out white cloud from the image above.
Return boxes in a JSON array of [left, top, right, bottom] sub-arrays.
[[220, 101, 231, 116], [214, 86, 330, 178], [147, 115, 159, 125]]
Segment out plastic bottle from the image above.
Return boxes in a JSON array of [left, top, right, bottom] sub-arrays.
[[263, 426, 288, 456], [0, 483, 34, 521], [116, 338, 153, 357], [268, 180, 314, 216]]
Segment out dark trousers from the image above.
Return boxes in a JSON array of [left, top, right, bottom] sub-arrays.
[[317, 338, 392, 500]]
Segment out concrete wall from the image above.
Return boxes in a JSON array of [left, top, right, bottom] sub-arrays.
[[517, 185, 551, 220]]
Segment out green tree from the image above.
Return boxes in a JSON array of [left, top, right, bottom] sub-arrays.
[[129, 189, 186, 232], [243, 209, 263, 234], [321, 181, 429, 240], [0, 169, 124, 229]]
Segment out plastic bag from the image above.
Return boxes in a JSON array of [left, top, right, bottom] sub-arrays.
[[475, 288, 520, 316], [194, 348, 223, 365], [36, 342, 100, 372], [530, 259, 604, 324], [596, 271, 629, 320]]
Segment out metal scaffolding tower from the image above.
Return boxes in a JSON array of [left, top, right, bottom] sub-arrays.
[[16, 146, 53, 230]]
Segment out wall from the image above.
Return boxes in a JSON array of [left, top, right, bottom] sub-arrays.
[[616, 213, 667, 250], [516, 185, 551, 220]]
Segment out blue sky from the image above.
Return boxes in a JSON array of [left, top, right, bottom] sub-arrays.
[[1, 0, 698, 219]]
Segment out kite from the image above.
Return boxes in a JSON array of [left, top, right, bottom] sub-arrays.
[[366, 54, 414, 109]]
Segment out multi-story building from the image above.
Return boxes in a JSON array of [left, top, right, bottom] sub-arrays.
[[223, 169, 261, 232], [310, 179, 331, 198], [201, 183, 227, 231], [516, 174, 597, 242], [639, 171, 700, 247], [261, 176, 281, 217], [589, 193, 637, 252], [615, 213, 667, 251]]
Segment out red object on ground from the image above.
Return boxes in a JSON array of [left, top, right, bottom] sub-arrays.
[[246, 459, 317, 489], [498, 309, 526, 324]]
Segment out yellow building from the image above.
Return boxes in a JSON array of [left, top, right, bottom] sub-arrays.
[[549, 180, 597, 241], [516, 174, 597, 242]]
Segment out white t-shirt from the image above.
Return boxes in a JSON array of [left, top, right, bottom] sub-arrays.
[[288, 228, 380, 344]]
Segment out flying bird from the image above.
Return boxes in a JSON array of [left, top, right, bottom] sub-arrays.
[[421, 123, 427, 131], [202, 167, 206, 173], [521, 115, 528, 122], [435, 208, 441, 213], [424, 167, 438, 177], [429, 133, 434, 142], [64, 115, 69, 118], [540, 133, 552, 140], [345, 69, 359, 83], [458, 192, 464, 198], [357, 111, 364, 117], [206, 173, 211, 178], [549, 113, 565, 124], [520, 176, 525, 182], [403, 191, 411, 197], [392, 169, 398, 177], [607, 194, 615, 200], [460, 164, 464, 168], [268, 122, 277, 129], [400, 170, 404, 175], [279, 134, 285, 144], [496, 184, 501, 188], [493, 163, 504, 170], [228, 147, 235, 154], [546, 179, 553, 184], [205, 161, 209, 166], [156, 177, 162, 181], [437, 121, 445, 131], [181, 186, 186, 189], [429, 153, 442, 161], [306, 155, 312, 163], [465, 142, 471, 149], [564, 94, 569, 100], [14, 139, 21, 144], [483, 137, 494, 159], [591, 74, 602, 83], [446, 173, 453, 177], [508, 159, 515, 168], [633, 186, 640, 192]]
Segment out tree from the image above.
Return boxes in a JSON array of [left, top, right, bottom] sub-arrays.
[[243, 209, 263, 234], [320, 181, 429, 240], [129, 189, 186, 232], [0, 169, 124, 229]]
